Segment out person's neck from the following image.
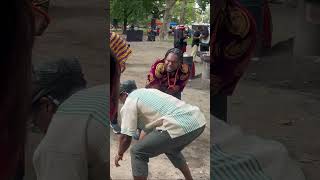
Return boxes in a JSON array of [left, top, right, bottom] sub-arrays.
[[168, 70, 177, 75]]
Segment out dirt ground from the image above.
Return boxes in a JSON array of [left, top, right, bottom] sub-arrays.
[[25, 0, 320, 180], [110, 42, 210, 179], [229, 4, 320, 180]]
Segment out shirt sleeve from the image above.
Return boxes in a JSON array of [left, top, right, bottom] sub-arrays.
[[120, 97, 139, 136]]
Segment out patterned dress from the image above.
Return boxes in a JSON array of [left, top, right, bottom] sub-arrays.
[[31, 0, 50, 23], [146, 59, 190, 99], [239, 0, 272, 48], [211, 0, 257, 96]]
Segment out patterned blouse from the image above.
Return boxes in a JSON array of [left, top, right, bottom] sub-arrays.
[[146, 59, 190, 95], [211, 0, 257, 96]]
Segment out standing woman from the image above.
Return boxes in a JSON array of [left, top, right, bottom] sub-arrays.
[[0, 0, 35, 179]]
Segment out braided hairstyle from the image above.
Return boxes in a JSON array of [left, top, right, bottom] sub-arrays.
[[163, 48, 184, 64]]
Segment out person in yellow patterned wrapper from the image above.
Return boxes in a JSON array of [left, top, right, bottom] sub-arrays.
[[110, 32, 132, 73], [211, 0, 257, 122], [110, 31, 133, 134], [146, 48, 190, 100]]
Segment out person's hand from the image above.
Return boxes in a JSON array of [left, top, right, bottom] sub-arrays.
[[167, 85, 180, 94], [115, 154, 123, 167], [120, 63, 126, 73]]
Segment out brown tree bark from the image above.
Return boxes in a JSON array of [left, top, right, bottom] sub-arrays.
[[160, 0, 177, 40], [179, 0, 187, 24]]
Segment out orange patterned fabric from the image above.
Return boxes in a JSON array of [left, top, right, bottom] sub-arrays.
[[110, 32, 132, 65]]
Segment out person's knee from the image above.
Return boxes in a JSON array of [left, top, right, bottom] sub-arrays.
[[130, 144, 139, 155], [130, 144, 145, 157]]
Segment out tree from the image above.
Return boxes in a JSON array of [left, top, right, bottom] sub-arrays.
[[111, 0, 147, 34], [172, 0, 198, 25], [160, 0, 177, 40], [179, 0, 188, 24], [196, 0, 210, 11], [142, 0, 165, 19]]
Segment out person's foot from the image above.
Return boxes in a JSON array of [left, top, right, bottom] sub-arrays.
[[110, 123, 121, 134]]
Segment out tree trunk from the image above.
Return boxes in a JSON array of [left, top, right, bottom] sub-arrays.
[[179, 0, 187, 24], [123, 18, 127, 34], [123, 9, 128, 34], [160, 0, 176, 41]]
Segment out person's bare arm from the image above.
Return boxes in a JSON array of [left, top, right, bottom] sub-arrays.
[[115, 134, 132, 167], [139, 130, 147, 140], [118, 134, 132, 156]]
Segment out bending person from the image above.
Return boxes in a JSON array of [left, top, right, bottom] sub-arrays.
[[115, 80, 206, 180], [31, 59, 109, 180]]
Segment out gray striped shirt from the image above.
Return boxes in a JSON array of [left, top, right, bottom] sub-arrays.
[[120, 88, 206, 138], [56, 84, 108, 127]]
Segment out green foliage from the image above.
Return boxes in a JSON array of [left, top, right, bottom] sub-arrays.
[[142, 0, 166, 19], [171, 0, 209, 25], [196, 0, 210, 11], [110, 0, 209, 28], [110, 0, 148, 25]]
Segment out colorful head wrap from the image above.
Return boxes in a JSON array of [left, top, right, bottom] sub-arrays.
[[110, 32, 132, 65], [31, 0, 50, 24]]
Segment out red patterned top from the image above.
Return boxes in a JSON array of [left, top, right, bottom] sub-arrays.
[[146, 59, 190, 95], [211, 0, 257, 96]]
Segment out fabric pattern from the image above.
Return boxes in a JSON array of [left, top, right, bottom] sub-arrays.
[[31, 0, 50, 24], [146, 59, 190, 94], [212, 145, 271, 180], [57, 85, 109, 127], [211, 0, 257, 96], [110, 32, 132, 65]]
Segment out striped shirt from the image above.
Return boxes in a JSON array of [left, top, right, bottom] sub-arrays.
[[120, 88, 206, 138], [33, 84, 109, 180], [56, 84, 108, 127]]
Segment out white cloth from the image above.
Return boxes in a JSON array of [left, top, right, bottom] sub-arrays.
[[33, 114, 108, 180], [120, 88, 206, 138], [191, 45, 198, 58]]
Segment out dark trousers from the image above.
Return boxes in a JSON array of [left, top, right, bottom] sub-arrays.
[[211, 95, 228, 122]]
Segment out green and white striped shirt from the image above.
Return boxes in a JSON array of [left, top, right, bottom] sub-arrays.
[[120, 88, 206, 138], [56, 84, 109, 127]]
